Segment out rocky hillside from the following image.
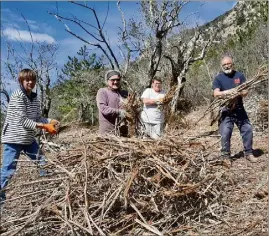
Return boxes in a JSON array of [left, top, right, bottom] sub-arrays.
[[182, 1, 268, 108], [201, 1, 268, 41]]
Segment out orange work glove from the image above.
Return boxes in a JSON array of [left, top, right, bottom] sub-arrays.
[[49, 119, 60, 132], [42, 124, 57, 135]]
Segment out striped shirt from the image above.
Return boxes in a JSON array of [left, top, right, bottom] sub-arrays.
[[1, 88, 50, 144]]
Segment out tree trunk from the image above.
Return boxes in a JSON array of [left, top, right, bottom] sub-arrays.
[[0, 88, 10, 103], [42, 98, 51, 118], [90, 106, 94, 125], [170, 76, 186, 114], [78, 103, 84, 122]]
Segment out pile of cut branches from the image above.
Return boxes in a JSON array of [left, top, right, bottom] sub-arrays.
[[1, 135, 233, 236]]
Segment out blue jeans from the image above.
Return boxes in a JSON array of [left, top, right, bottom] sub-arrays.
[[219, 108, 253, 157], [0, 141, 47, 201]]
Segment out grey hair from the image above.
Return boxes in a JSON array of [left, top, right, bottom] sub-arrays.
[[221, 54, 234, 63], [105, 69, 121, 81]]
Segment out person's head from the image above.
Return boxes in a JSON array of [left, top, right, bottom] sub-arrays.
[[18, 68, 37, 94], [151, 77, 162, 92], [221, 55, 234, 75], [105, 70, 121, 90]]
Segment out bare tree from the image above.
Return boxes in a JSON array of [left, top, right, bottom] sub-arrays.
[[0, 85, 10, 116], [51, 1, 217, 115], [49, 2, 119, 69], [163, 31, 216, 113], [127, 1, 217, 113], [1, 15, 59, 117]]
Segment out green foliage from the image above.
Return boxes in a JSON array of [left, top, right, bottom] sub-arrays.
[[236, 13, 245, 25], [62, 45, 103, 77], [183, 2, 268, 107], [50, 46, 104, 123], [191, 61, 203, 73], [205, 48, 219, 61]]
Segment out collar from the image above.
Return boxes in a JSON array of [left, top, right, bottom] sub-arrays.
[[107, 86, 121, 93], [223, 70, 236, 78], [20, 85, 37, 101]]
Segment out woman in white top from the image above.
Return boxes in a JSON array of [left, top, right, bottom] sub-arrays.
[[140, 77, 166, 139]]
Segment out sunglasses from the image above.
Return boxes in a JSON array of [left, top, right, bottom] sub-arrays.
[[109, 79, 120, 82]]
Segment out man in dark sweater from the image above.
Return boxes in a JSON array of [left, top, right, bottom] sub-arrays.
[[212, 55, 257, 164], [96, 70, 128, 136]]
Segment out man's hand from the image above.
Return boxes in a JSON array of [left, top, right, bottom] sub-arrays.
[[213, 88, 235, 99], [223, 89, 233, 97], [118, 109, 126, 119], [239, 89, 248, 97], [118, 109, 132, 120], [42, 124, 57, 135]]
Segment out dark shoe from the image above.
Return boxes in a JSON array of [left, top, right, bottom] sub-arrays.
[[246, 154, 258, 163], [0, 190, 6, 208]]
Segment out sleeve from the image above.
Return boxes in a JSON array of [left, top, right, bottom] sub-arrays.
[[13, 95, 37, 130], [36, 100, 50, 124], [240, 73, 246, 83], [212, 77, 222, 90], [120, 90, 128, 98], [141, 88, 150, 99], [96, 89, 119, 116]]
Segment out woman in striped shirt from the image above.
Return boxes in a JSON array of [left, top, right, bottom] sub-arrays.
[[0, 69, 59, 203]]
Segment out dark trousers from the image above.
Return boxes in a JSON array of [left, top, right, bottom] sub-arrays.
[[219, 108, 253, 157]]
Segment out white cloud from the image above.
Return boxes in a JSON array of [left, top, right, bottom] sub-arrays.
[[2, 28, 56, 44]]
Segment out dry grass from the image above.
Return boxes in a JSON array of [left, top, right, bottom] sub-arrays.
[[0, 107, 267, 235]]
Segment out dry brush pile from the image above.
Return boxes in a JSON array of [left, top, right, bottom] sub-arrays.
[[0, 66, 267, 236], [0, 133, 245, 236]]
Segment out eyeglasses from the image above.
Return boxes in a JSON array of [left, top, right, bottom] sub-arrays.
[[222, 63, 232, 67], [109, 79, 120, 82], [24, 78, 36, 82]]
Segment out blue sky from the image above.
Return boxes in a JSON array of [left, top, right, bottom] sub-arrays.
[[1, 1, 236, 91]]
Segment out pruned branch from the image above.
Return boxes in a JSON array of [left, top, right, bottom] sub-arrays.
[[50, 1, 120, 70], [0, 88, 10, 103]]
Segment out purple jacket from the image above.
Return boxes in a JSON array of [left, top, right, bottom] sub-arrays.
[[96, 87, 128, 135]]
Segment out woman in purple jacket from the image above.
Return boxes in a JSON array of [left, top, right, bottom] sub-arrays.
[[96, 70, 128, 136]]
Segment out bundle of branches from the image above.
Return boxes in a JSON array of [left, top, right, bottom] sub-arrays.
[[162, 85, 177, 105], [1, 135, 233, 236], [197, 65, 268, 126], [117, 85, 186, 135], [160, 86, 192, 126], [119, 92, 143, 137]]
